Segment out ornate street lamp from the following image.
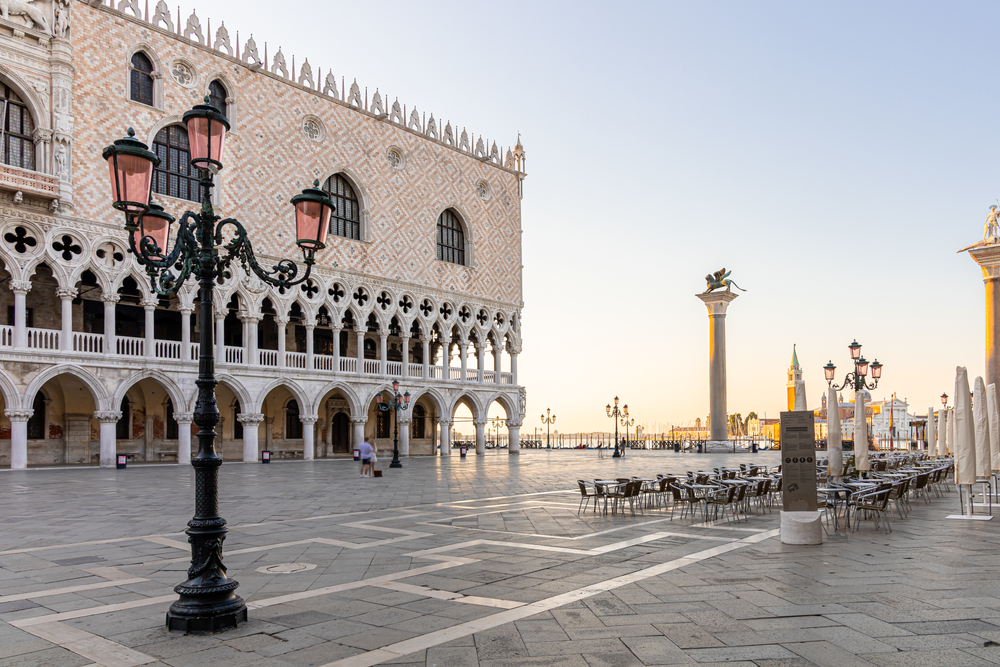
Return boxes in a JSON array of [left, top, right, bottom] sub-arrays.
[[621, 416, 634, 452], [376, 380, 410, 469], [823, 340, 883, 393], [941, 393, 949, 409], [102, 99, 334, 634], [605, 396, 628, 458], [540, 408, 556, 448], [490, 416, 505, 447]]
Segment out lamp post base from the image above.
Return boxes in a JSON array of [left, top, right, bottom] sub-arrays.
[[390, 460, 402, 468], [166, 594, 246, 634]]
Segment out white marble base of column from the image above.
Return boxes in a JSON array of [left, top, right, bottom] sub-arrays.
[[175, 414, 193, 465], [94, 411, 122, 468]]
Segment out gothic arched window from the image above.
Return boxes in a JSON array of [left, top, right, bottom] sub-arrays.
[[376, 409, 390, 439], [436, 209, 465, 265], [116, 397, 131, 440], [411, 404, 426, 439], [208, 80, 228, 117], [1, 85, 34, 171], [26, 392, 44, 440], [285, 399, 302, 439], [130, 52, 154, 106], [323, 174, 361, 240], [152, 125, 199, 202]]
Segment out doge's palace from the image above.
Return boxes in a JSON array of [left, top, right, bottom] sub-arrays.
[[0, 0, 526, 468]]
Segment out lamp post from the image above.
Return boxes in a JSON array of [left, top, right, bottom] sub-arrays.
[[102, 99, 334, 634], [541, 408, 556, 448], [941, 393, 949, 410], [823, 340, 883, 394], [605, 396, 628, 458], [376, 380, 410, 469], [621, 416, 634, 452], [490, 416, 505, 448]]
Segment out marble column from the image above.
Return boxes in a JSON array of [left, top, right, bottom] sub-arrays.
[[508, 419, 522, 455], [94, 410, 121, 468], [352, 417, 367, 451], [58, 287, 76, 351], [398, 417, 411, 456], [422, 338, 430, 379], [696, 291, 739, 443], [400, 333, 410, 377], [379, 332, 388, 375], [460, 339, 468, 381], [510, 347, 519, 385], [301, 415, 318, 460], [180, 306, 193, 362], [245, 315, 260, 366], [215, 310, 225, 363], [175, 412, 193, 464], [239, 413, 263, 462], [103, 294, 119, 356], [333, 326, 342, 372], [305, 323, 315, 371], [11, 280, 30, 348], [438, 418, 451, 457], [443, 341, 451, 379], [493, 344, 501, 383], [142, 297, 157, 359], [475, 418, 487, 455], [477, 345, 486, 383], [264, 415, 274, 452], [276, 317, 288, 367], [969, 244, 1000, 393], [356, 328, 365, 370]]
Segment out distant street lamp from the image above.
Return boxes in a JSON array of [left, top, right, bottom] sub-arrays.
[[375, 380, 410, 469], [490, 416, 505, 448], [541, 408, 556, 448], [621, 416, 634, 452], [941, 393, 949, 409], [605, 397, 628, 458]]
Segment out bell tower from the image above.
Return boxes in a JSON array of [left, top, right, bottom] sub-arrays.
[[787, 345, 802, 411]]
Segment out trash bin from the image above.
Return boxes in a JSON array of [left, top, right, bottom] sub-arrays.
[[460, 446, 467, 458], [674, 441, 680, 453], [116, 454, 127, 470], [751, 442, 758, 453], [353, 449, 360, 461], [697, 442, 703, 454], [262, 450, 271, 463]]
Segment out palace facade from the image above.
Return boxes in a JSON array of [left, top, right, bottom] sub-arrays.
[[0, 0, 526, 468]]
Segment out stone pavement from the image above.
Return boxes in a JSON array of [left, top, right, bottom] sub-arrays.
[[1, 450, 999, 667]]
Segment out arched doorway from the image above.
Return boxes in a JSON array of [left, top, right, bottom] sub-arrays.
[[331, 412, 349, 454]]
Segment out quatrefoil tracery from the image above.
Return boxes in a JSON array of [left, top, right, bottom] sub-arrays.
[[399, 295, 414, 313], [4, 226, 36, 254], [377, 291, 391, 310], [328, 283, 345, 302], [51, 235, 82, 261], [353, 288, 369, 306]]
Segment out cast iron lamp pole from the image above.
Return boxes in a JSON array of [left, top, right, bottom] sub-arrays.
[[541, 408, 556, 448], [605, 397, 628, 458], [102, 99, 334, 634], [376, 380, 410, 468], [490, 416, 505, 448], [621, 416, 634, 452]]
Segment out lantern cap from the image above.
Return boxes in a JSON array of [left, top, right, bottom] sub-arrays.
[[102, 127, 160, 165], [182, 96, 232, 133]]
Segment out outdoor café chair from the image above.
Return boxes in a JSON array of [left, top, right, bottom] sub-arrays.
[[672, 483, 704, 522], [706, 485, 738, 524], [849, 483, 893, 534], [577, 480, 599, 514]]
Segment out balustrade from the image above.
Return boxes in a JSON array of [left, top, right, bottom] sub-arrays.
[[155, 340, 181, 359], [224, 345, 243, 364], [73, 332, 104, 354], [259, 349, 278, 366], [483, 370, 495, 383], [363, 359, 380, 374], [190, 343, 200, 360], [467, 368, 480, 381], [314, 354, 334, 371], [340, 357, 357, 373], [500, 372, 513, 384], [116, 335, 143, 357], [408, 362, 423, 377], [429, 365, 443, 379], [387, 361, 402, 377], [0, 325, 10, 347], [449, 367, 462, 380], [286, 351, 307, 368], [26, 327, 59, 350]]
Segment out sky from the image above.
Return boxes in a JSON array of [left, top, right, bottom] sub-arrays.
[[196, 0, 997, 434]]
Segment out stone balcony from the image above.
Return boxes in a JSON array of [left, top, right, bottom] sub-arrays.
[[0, 164, 60, 200]]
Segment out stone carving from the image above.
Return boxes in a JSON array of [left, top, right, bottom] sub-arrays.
[[54, 145, 67, 180], [117, 0, 141, 18], [243, 275, 265, 294], [213, 21, 231, 55], [704, 268, 745, 293], [985, 203, 1000, 241], [322, 71, 338, 98], [95, 241, 125, 269], [170, 61, 193, 85], [13, 191, 23, 205], [152, 0, 173, 31], [389, 98, 403, 124], [1, 0, 50, 34], [271, 48, 287, 78], [474, 137, 486, 158], [301, 116, 323, 142], [386, 147, 404, 171], [242, 35, 261, 66], [94, 411, 123, 423], [489, 142, 500, 164], [347, 80, 362, 107], [426, 115, 438, 140], [505, 148, 514, 169], [369, 89, 384, 115], [443, 122, 454, 146], [408, 108, 421, 131], [298, 58, 313, 88], [183, 10, 203, 44], [54, 0, 69, 38], [459, 129, 469, 152], [476, 180, 491, 201]]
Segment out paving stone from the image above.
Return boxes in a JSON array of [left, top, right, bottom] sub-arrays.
[[620, 636, 693, 665], [652, 623, 724, 649], [426, 646, 480, 667]]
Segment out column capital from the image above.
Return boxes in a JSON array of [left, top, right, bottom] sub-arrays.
[[94, 410, 123, 423], [968, 243, 1000, 280], [56, 287, 78, 300], [397, 417, 412, 425], [696, 290, 739, 316], [140, 297, 159, 310], [379, 331, 388, 339], [351, 417, 368, 424], [299, 415, 319, 425], [473, 418, 488, 426], [101, 293, 121, 304], [399, 333, 411, 340], [5, 408, 33, 422], [240, 314, 261, 324], [276, 316, 290, 326], [179, 305, 195, 315], [506, 419, 523, 428], [437, 418, 452, 426], [355, 326, 366, 334], [10, 280, 31, 295], [237, 412, 264, 424], [174, 412, 195, 423], [304, 321, 316, 329]]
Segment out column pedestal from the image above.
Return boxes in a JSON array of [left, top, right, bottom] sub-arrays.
[[93, 411, 121, 468], [475, 419, 486, 455], [175, 412, 193, 464], [238, 413, 263, 462], [301, 415, 317, 460], [696, 291, 739, 444]]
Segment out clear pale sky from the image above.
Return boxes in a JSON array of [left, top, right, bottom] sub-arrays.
[[200, 0, 994, 433]]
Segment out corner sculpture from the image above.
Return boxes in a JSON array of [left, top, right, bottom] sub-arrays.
[[704, 268, 746, 294]]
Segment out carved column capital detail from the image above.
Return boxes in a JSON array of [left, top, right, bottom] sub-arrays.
[[94, 411, 123, 423], [5, 409, 33, 422]]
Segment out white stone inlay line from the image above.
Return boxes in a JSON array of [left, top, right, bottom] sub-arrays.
[[10, 595, 176, 628], [0, 567, 147, 603], [375, 581, 525, 609], [17, 621, 157, 667], [319, 528, 780, 667], [142, 535, 191, 550]]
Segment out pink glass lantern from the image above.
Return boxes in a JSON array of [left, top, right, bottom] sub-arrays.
[[183, 97, 230, 170], [290, 180, 334, 251], [102, 128, 158, 214]]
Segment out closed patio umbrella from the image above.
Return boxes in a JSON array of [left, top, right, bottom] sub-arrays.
[[974, 376, 990, 480], [939, 409, 948, 457], [989, 384, 1000, 472], [855, 390, 869, 472], [949, 407, 956, 455], [794, 382, 807, 412], [927, 406, 936, 457], [955, 367, 976, 485], [828, 385, 842, 479]]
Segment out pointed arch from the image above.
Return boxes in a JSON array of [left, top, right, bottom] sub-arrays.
[[0, 63, 49, 132], [112, 370, 186, 417], [449, 392, 485, 422], [318, 166, 371, 242], [187, 372, 252, 414], [310, 380, 362, 416], [254, 378, 310, 415], [23, 365, 110, 411], [432, 203, 475, 267], [406, 386, 448, 418], [483, 391, 519, 421], [0, 367, 19, 408]]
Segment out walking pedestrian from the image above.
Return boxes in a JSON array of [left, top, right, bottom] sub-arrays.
[[359, 436, 374, 477]]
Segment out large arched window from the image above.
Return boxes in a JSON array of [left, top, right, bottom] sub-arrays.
[[130, 52, 154, 106], [376, 409, 390, 439], [285, 399, 302, 440], [323, 174, 361, 240], [208, 79, 228, 117], [26, 392, 45, 440], [436, 209, 465, 265], [411, 404, 426, 439], [1, 85, 34, 171], [232, 400, 243, 440], [116, 397, 131, 440], [152, 125, 199, 202], [165, 398, 178, 440]]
